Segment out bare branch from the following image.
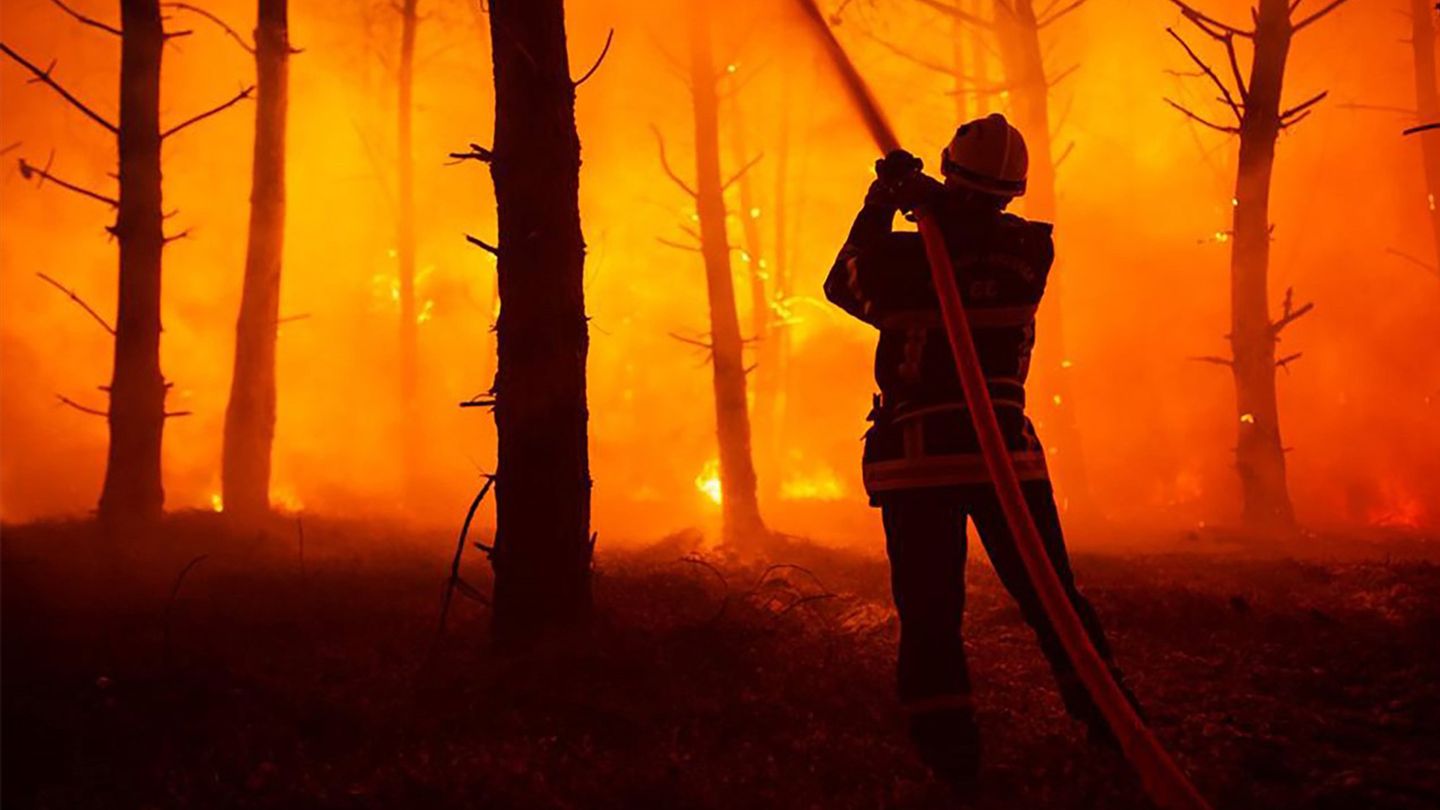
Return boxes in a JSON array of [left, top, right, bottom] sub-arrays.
[[1046, 63, 1080, 89], [446, 143, 493, 165], [1053, 140, 1076, 169], [1293, 0, 1350, 32], [1166, 28, 1242, 121], [465, 234, 499, 255], [668, 332, 713, 350], [56, 393, 107, 417], [161, 2, 255, 53], [36, 272, 115, 334], [573, 28, 614, 86], [1385, 247, 1438, 277], [0, 43, 117, 133], [1163, 97, 1240, 134], [1275, 351, 1303, 372], [161, 85, 255, 139], [50, 0, 121, 36], [1404, 122, 1440, 136], [164, 409, 193, 418], [1221, 35, 1248, 102], [1271, 287, 1313, 334], [1280, 90, 1327, 124], [656, 236, 702, 253], [650, 125, 697, 199], [18, 157, 118, 207], [915, 0, 995, 29], [1189, 355, 1234, 367], [721, 152, 763, 193], [1337, 102, 1417, 116], [1037, 0, 1088, 29], [163, 228, 191, 244], [857, 28, 953, 76], [1168, 0, 1253, 39]]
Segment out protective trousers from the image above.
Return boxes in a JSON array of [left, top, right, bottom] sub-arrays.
[[879, 480, 1133, 736]]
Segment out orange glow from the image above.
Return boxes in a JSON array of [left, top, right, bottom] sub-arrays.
[[0, 0, 1434, 544]]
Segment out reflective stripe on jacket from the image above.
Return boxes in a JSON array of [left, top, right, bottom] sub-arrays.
[[824, 196, 1055, 500]]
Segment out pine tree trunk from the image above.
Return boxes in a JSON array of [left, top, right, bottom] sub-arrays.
[[487, 0, 593, 645], [222, 0, 290, 520], [969, 0, 994, 116], [99, 0, 167, 525], [397, 0, 420, 492], [726, 83, 775, 494], [1228, 0, 1296, 529], [992, 0, 1094, 515], [771, 72, 793, 462], [690, 5, 768, 548], [1412, 0, 1440, 270], [951, 0, 971, 121]]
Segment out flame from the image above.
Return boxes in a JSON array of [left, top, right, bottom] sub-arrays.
[[210, 492, 224, 513], [694, 458, 722, 505], [781, 466, 845, 501], [1240, 413, 1255, 424], [1367, 479, 1424, 529]]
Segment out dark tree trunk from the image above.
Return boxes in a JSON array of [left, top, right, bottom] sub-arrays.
[[1412, 0, 1440, 271], [99, 0, 167, 525], [487, 0, 592, 645], [1228, 0, 1296, 528], [690, 5, 768, 548], [222, 0, 290, 520], [726, 82, 776, 494], [397, 0, 420, 492], [991, 0, 1095, 516]]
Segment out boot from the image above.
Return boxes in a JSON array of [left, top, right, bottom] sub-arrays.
[[908, 707, 982, 791]]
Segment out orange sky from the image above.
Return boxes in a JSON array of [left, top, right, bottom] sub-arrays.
[[1, 0, 1436, 542]]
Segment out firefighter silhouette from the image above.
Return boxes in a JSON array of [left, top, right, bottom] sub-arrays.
[[825, 114, 1138, 788]]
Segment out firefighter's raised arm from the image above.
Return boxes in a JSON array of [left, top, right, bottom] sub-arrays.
[[824, 150, 943, 326]]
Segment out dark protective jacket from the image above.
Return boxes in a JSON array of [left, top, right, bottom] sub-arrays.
[[824, 195, 1055, 500]]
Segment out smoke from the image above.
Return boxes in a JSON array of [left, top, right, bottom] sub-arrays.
[[1, 0, 1435, 539]]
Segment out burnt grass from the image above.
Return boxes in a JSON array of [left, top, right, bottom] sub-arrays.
[[3, 515, 1438, 810]]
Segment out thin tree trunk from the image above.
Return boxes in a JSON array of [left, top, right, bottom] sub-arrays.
[[951, 0, 970, 122], [992, 0, 1095, 516], [771, 71, 793, 474], [1228, 0, 1296, 528], [690, 5, 767, 548], [99, 0, 167, 525], [397, 0, 420, 492], [968, 0, 992, 116], [1412, 0, 1440, 271], [222, 0, 290, 520], [487, 0, 592, 645], [727, 80, 775, 495]]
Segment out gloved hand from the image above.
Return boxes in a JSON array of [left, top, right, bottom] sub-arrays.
[[866, 149, 944, 213]]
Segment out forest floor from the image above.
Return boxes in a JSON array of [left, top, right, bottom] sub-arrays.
[[2, 513, 1438, 810]]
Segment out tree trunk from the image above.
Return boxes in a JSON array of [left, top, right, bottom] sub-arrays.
[[968, 0, 992, 116], [222, 0, 290, 520], [991, 0, 1095, 516], [690, 5, 768, 548], [1228, 0, 1296, 529], [726, 80, 776, 495], [771, 71, 793, 478], [487, 0, 593, 646], [397, 0, 420, 493], [99, 0, 167, 525], [1412, 0, 1440, 271]]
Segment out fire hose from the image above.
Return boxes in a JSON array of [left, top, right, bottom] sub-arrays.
[[791, 3, 1211, 808]]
